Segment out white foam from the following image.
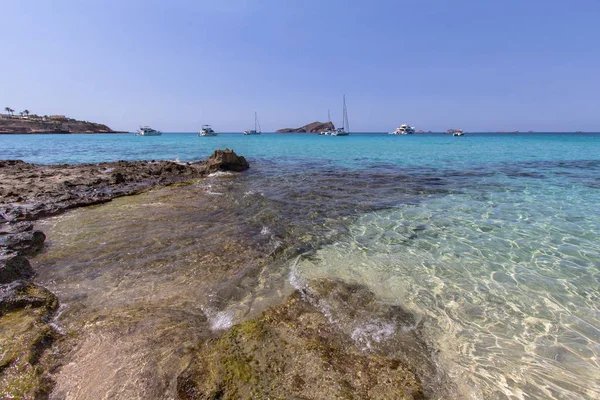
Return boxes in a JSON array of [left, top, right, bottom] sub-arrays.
[[350, 320, 396, 350], [208, 170, 235, 177], [203, 307, 234, 331]]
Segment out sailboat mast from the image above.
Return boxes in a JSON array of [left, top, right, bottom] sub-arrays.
[[254, 111, 257, 131], [342, 95, 349, 131]]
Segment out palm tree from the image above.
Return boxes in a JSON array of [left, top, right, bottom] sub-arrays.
[[4, 107, 14, 116], [24, 110, 30, 117]]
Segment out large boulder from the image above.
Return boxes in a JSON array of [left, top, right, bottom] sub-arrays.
[[206, 149, 249, 173], [0, 230, 46, 256], [0, 252, 35, 284]]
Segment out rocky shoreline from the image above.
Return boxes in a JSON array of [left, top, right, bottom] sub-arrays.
[[1, 149, 428, 399], [0, 149, 249, 398]]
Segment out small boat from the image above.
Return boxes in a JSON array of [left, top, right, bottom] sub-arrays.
[[137, 126, 162, 136], [331, 95, 350, 136], [319, 110, 334, 135], [199, 125, 218, 136], [453, 129, 465, 136], [389, 124, 415, 135], [244, 112, 261, 135]]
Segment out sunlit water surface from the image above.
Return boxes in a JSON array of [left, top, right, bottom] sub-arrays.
[[4, 132, 597, 399]]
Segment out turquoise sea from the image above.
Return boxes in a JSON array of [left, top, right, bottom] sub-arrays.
[[2, 132, 599, 399]]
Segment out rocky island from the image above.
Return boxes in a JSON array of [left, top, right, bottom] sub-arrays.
[[276, 121, 335, 133], [0, 111, 125, 134]]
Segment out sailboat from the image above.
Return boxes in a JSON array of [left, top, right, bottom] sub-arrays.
[[244, 112, 261, 135], [331, 95, 350, 136]]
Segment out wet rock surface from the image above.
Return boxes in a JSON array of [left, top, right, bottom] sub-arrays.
[[0, 230, 46, 256], [0, 149, 249, 398], [0, 252, 35, 284], [0, 280, 58, 399], [0, 149, 249, 221], [177, 288, 426, 400]]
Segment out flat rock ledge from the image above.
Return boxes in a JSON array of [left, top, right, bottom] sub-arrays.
[[0, 149, 248, 398], [0, 149, 249, 222]]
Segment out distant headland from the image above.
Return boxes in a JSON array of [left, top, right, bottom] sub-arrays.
[[276, 121, 335, 133], [1, 108, 125, 134]]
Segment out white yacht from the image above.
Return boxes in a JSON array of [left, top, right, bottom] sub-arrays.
[[453, 129, 465, 136], [331, 95, 350, 136], [137, 126, 162, 136], [389, 124, 415, 135], [199, 125, 218, 136], [244, 112, 261, 135], [319, 110, 335, 135]]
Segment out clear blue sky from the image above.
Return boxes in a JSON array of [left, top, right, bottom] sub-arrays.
[[1, 0, 599, 132]]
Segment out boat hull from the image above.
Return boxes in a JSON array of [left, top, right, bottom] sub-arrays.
[[136, 132, 161, 136]]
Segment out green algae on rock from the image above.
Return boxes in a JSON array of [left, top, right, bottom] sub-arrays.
[[0, 281, 58, 399], [177, 291, 425, 400]]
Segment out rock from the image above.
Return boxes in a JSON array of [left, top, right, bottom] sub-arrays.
[[177, 290, 425, 400], [0, 280, 58, 399], [0, 221, 34, 235], [0, 253, 35, 284], [0, 280, 58, 315], [0, 150, 249, 221], [0, 230, 46, 256], [206, 149, 250, 173], [112, 172, 126, 184], [276, 121, 335, 133]]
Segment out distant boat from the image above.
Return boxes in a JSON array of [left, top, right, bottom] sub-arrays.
[[244, 112, 261, 135], [137, 126, 162, 136], [199, 125, 218, 136], [453, 129, 465, 137], [319, 110, 334, 135], [389, 124, 415, 135], [331, 95, 350, 136]]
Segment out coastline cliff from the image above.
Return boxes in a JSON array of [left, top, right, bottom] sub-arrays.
[[0, 115, 124, 134], [276, 121, 334, 133]]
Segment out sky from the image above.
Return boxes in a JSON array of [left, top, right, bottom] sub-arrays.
[[1, 0, 599, 132]]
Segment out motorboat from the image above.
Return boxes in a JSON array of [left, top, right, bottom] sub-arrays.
[[137, 126, 162, 136], [199, 125, 218, 136], [389, 124, 415, 135], [453, 129, 465, 136]]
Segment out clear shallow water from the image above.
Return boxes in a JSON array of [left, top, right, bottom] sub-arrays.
[[8, 132, 599, 399]]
